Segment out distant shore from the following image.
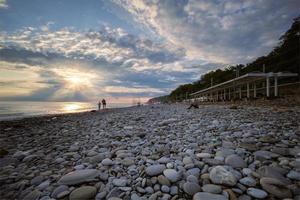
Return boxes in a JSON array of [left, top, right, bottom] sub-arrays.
[[0, 104, 299, 200]]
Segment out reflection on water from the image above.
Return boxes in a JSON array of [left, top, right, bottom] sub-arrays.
[[63, 103, 82, 112], [0, 101, 132, 120], [0, 101, 95, 120]]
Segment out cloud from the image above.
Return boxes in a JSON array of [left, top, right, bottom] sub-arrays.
[[0, 25, 183, 67], [112, 0, 299, 63], [0, 0, 8, 9], [1, 0, 298, 102], [0, 23, 215, 101]]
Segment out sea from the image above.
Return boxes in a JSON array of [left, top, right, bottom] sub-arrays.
[[0, 101, 132, 121]]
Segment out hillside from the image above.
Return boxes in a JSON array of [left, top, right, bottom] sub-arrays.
[[149, 16, 299, 103]]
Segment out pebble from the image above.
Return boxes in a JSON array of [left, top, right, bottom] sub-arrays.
[[51, 185, 69, 198], [202, 184, 222, 194], [193, 192, 227, 200], [209, 166, 237, 186], [239, 177, 256, 187], [112, 178, 127, 187], [287, 170, 300, 181], [260, 177, 292, 198], [225, 154, 246, 168], [158, 175, 171, 186], [183, 182, 201, 195], [161, 185, 170, 193], [163, 169, 180, 182], [69, 186, 97, 200], [101, 158, 113, 166], [145, 165, 166, 176], [246, 188, 268, 199], [196, 153, 212, 158], [1, 104, 299, 200], [58, 169, 99, 185]]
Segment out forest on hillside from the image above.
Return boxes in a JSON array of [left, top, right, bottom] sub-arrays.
[[158, 16, 299, 102]]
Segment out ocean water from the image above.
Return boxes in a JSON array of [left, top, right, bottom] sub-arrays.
[[0, 101, 131, 120]]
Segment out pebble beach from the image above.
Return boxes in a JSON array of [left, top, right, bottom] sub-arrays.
[[0, 104, 299, 200]]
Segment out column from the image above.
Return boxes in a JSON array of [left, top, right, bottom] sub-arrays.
[[274, 76, 278, 97], [266, 77, 270, 97], [239, 86, 242, 99], [247, 83, 250, 98], [224, 89, 226, 101], [253, 83, 257, 98], [228, 88, 231, 100]]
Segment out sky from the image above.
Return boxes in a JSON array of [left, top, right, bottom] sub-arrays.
[[0, 0, 299, 103]]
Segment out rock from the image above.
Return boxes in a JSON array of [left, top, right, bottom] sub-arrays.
[[69, 145, 79, 151], [216, 149, 235, 157], [101, 158, 113, 166], [51, 185, 69, 198], [58, 169, 99, 185], [259, 135, 279, 143], [186, 168, 200, 177], [260, 177, 292, 198], [224, 189, 237, 200], [183, 182, 201, 196], [246, 188, 267, 199], [106, 188, 122, 199], [121, 158, 135, 166], [96, 191, 107, 200], [23, 154, 39, 162], [22, 190, 41, 200], [271, 147, 290, 156], [225, 154, 246, 168], [202, 184, 222, 194], [193, 192, 227, 200], [55, 157, 65, 163], [131, 193, 141, 200], [237, 194, 251, 200], [112, 178, 127, 187], [239, 177, 256, 187], [187, 175, 198, 183], [257, 166, 290, 184], [163, 169, 180, 182], [31, 176, 44, 186], [287, 170, 300, 181], [209, 166, 237, 186], [145, 165, 166, 176], [254, 150, 274, 161], [158, 157, 170, 164], [242, 168, 252, 176], [170, 186, 178, 195], [203, 158, 224, 165], [36, 180, 50, 190], [158, 175, 171, 186], [239, 143, 257, 151], [183, 156, 193, 165], [161, 185, 170, 193], [196, 153, 212, 158], [69, 186, 97, 200], [88, 154, 105, 164]]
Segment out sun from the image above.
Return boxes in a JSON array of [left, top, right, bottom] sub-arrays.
[[52, 68, 97, 91], [65, 75, 88, 87]]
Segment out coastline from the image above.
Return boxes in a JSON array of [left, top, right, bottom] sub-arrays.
[[0, 104, 136, 122], [0, 103, 299, 199]]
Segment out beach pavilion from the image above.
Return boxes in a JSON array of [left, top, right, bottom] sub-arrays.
[[190, 72, 298, 102]]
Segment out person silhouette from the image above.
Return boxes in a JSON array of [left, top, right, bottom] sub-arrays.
[[98, 101, 101, 111], [102, 99, 106, 109]]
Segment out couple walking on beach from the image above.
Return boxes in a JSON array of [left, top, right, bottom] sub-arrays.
[[98, 99, 107, 110]]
